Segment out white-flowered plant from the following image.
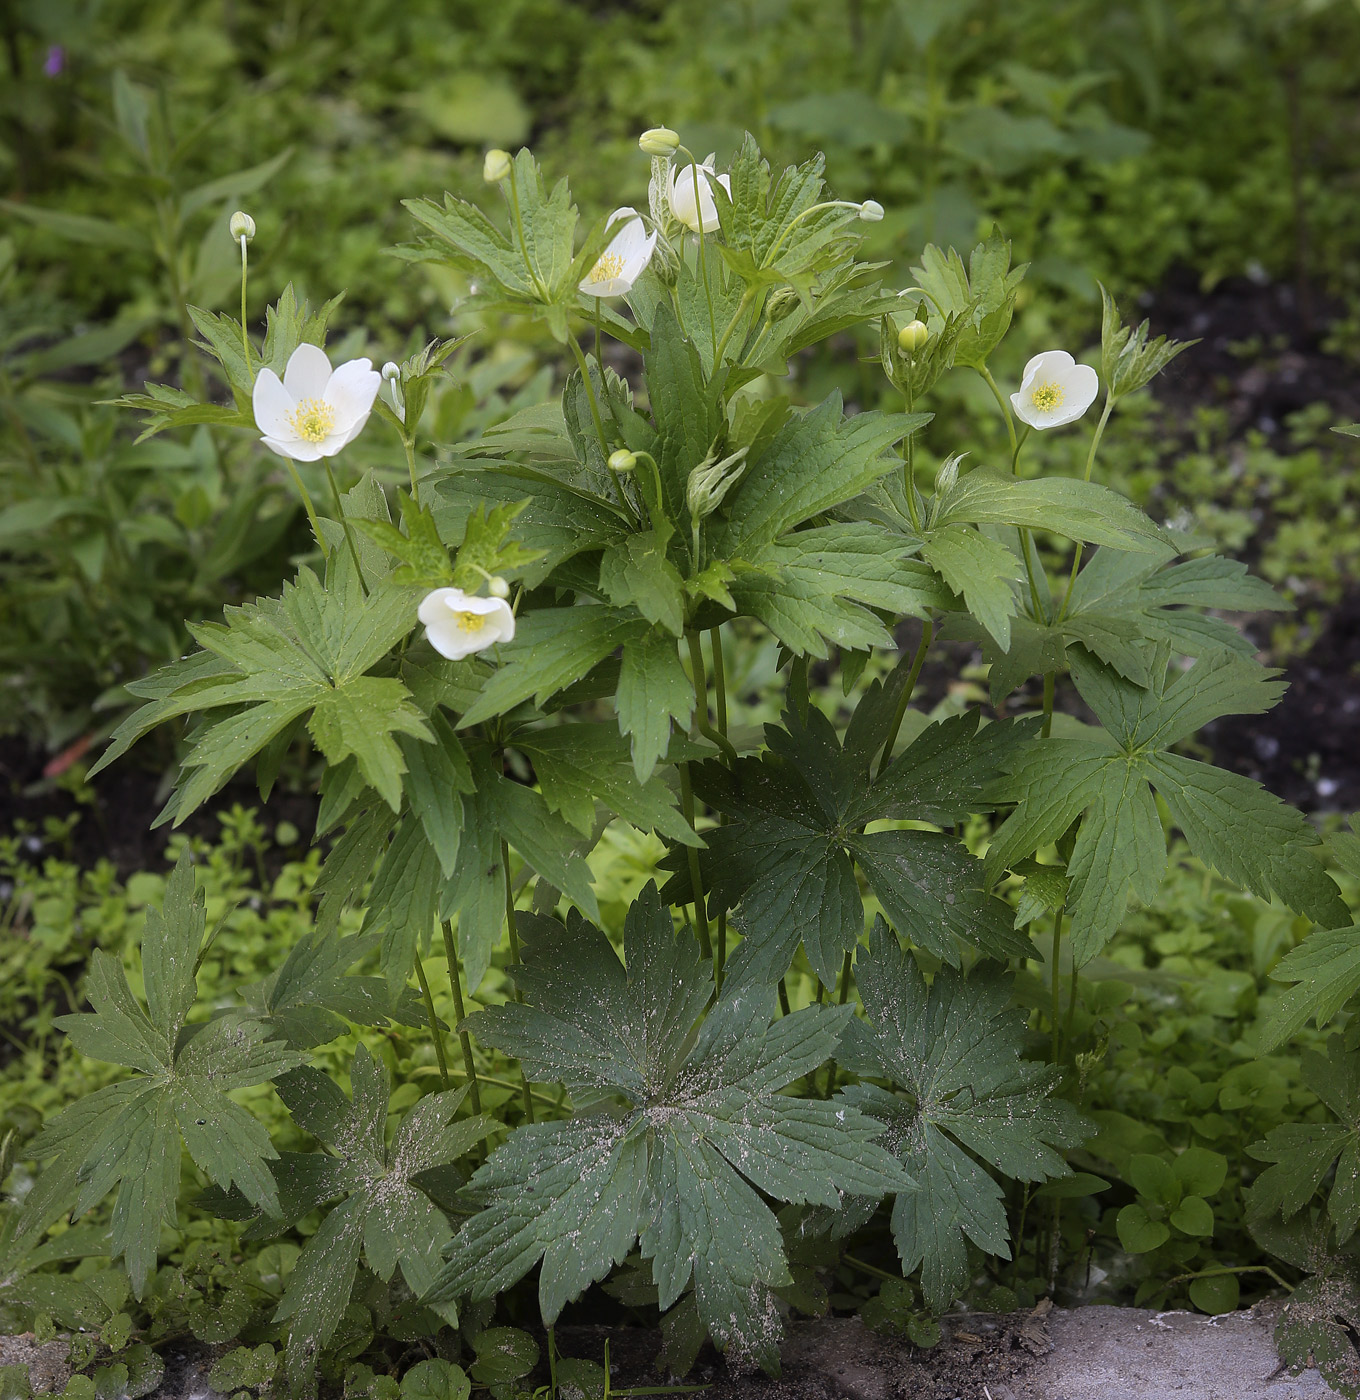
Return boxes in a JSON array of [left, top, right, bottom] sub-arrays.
[[1010, 349, 1099, 430], [418, 587, 516, 660], [251, 343, 382, 461], [578, 206, 658, 296], [666, 157, 731, 233], [87, 130, 1321, 1391]]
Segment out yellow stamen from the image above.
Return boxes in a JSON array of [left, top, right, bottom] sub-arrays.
[[1030, 381, 1065, 413], [456, 611, 489, 633], [287, 397, 336, 443], [589, 250, 626, 283]]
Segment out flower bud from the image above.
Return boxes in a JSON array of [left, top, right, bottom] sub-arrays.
[[483, 148, 512, 183], [638, 127, 680, 158], [859, 199, 884, 223], [608, 449, 638, 473], [228, 210, 255, 242], [381, 361, 401, 382], [488, 575, 511, 599], [765, 287, 800, 323], [898, 320, 930, 354]]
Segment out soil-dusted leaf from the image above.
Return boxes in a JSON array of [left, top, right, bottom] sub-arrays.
[[1276, 1264, 1360, 1399], [427, 884, 912, 1372], [676, 702, 1030, 984], [985, 649, 1347, 964], [20, 853, 301, 1295], [218, 1047, 495, 1384], [837, 921, 1088, 1308]]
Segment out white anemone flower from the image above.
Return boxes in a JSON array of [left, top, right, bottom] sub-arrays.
[[418, 587, 515, 660], [252, 344, 382, 461], [667, 159, 732, 234], [1010, 350, 1099, 430], [579, 207, 658, 297]]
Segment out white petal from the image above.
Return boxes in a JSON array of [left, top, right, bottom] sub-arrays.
[[418, 587, 466, 625], [283, 343, 333, 401], [262, 434, 325, 461], [1020, 349, 1075, 385], [252, 368, 295, 438], [324, 358, 381, 433], [418, 589, 514, 660], [607, 206, 640, 226]]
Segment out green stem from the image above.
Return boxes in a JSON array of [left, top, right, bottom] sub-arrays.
[[678, 764, 713, 961], [1050, 905, 1066, 1063], [413, 953, 449, 1092], [716, 911, 727, 996], [1064, 949, 1080, 1057], [403, 434, 419, 498], [1041, 671, 1055, 740], [877, 622, 933, 779], [709, 629, 729, 739], [238, 236, 251, 375], [1152, 1264, 1294, 1298], [843, 1254, 902, 1286], [760, 200, 862, 270], [283, 460, 329, 559], [1056, 395, 1116, 623], [442, 922, 481, 1116], [712, 288, 755, 368], [567, 331, 611, 459], [323, 459, 369, 595], [778, 977, 791, 1017], [824, 947, 855, 1097], [687, 151, 720, 365], [594, 295, 603, 363], [686, 632, 738, 763], [977, 364, 1018, 461], [1011, 1186, 1033, 1286], [501, 839, 535, 1125]]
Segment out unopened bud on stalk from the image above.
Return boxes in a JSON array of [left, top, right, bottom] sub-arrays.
[[229, 210, 255, 242], [488, 576, 511, 599], [898, 320, 930, 354], [381, 361, 401, 382], [608, 449, 638, 473], [859, 199, 884, 222], [638, 127, 680, 157], [483, 149, 512, 183]]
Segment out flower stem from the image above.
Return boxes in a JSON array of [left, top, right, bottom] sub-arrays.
[[283, 460, 329, 559], [1055, 394, 1116, 624], [501, 838, 535, 1125], [238, 235, 251, 375], [403, 433, 419, 498], [876, 621, 933, 779], [687, 151, 720, 366], [566, 331, 614, 462], [1041, 670, 1056, 740], [977, 363, 1047, 619], [1050, 904, 1066, 1063], [686, 631, 738, 763], [977, 363, 1019, 462], [442, 921, 482, 1116], [413, 952, 449, 1092], [709, 628, 729, 739], [712, 287, 754, 368], [678, 763, 713, 961], [323, 459, 369, 596]]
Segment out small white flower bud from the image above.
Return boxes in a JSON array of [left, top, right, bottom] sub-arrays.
[[228, 211, 255, 242], [859, 199, 885, 222], [638, 127, 680, 157], [608, 448, 638, 473], [381, 361, 401, 382], [898, 320, 930, 353], [488, 576, 510, 599], [483, 149, 512, 183]]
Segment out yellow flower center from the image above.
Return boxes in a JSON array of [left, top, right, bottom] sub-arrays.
[[1029, 381, 1065, 413], [288, 398, 335, 443], [456, 610, 489, 633], [590, 250, 626, 283]]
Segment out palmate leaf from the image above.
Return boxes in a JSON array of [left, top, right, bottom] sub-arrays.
[[670, 700, 1032, 986], [985, 649, 1347, 963], [838, 922, 1088, 1308], [1248, 1039, 1360, 1246], [207, 1046, 493, 1383], [90, 534, 429, 819], [19, 853, 301, 1295], [1260, 924, 1360, 1052], [427, 885, 911, 1372]]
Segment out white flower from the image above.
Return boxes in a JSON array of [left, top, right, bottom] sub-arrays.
[[579, 207, 658, 297], [252, 344, 382, 462], [1010, 350, 1099, 430], [666, 159, 731, 233], [418, 588, 515, 660]]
